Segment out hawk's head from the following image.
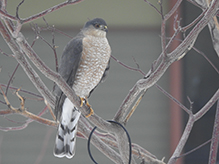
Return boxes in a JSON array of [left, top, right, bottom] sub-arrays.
[[83, 18, 108, 37]]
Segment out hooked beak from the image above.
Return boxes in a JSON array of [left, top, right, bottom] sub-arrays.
[[100, 25, 108, 32]]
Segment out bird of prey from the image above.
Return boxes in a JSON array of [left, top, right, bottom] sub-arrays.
[[53, 18, 111, 159]]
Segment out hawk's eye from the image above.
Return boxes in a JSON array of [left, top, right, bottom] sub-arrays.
[[95, 24, 100, 28]]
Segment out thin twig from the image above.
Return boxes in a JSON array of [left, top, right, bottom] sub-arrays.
[[155, 84, 191, 115], [144, 0, 162, 16], [5, 63, 19, 95], [16, 0, 25, 20], [0, 105, 53, 132], [22, 0, 83, 24], [0, 48, 10, 56], [0, 83, 43, 99], [162, 0, 183, 57], [0, 85, 57, 127], [15, 88, 25, 110], [177, 139, 212, 159], [111, 55, 146, 76], [193, 47, 219, 74]]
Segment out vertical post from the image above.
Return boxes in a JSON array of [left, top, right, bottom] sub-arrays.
[[169, 1, 183, 164]]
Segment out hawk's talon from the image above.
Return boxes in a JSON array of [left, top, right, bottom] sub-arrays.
[[84, 99, 94, 117], [79, 97, 94, 117], [80, 97, 85, 107], [85, 107, 93, 118]]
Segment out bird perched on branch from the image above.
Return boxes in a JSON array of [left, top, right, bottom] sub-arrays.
[[53, 18, 111, 159]]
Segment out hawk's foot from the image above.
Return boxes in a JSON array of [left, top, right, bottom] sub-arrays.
[[85, 107, 93, 118], [84, 99, 93, 117], [79, 97, 85, 107], [79, 97, 94, 117]]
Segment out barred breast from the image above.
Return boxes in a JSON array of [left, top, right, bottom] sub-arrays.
[[73, 35, 111, 98]]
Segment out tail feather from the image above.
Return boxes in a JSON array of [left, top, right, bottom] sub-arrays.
[[54, 98, 81, 159]]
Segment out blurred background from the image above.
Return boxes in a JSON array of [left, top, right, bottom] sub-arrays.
[[0, 0, 218, 164]]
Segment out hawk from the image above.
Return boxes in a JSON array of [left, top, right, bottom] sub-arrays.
[[53, 18, 111, 159]]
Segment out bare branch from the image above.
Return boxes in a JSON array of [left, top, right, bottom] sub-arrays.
[[193, 46, 219, 74], [0, 0, 219, 163], [22, 0, 83, 24], [0, 86, 57, 128], [114, 0, 219, 123], [168, 88, 219, 164], [0, 13, 140, 164], [111, 55, 146, 76], [161, 0, 183, 57], [208, 100, 219, 164], [0, 105, 49, 131], [208, 17, 219, 57], [0, 83, 43, 99], [0, 0, 83, 37], [16, 0, 25, 20], [5, 63, 19, 95], [187, 0, 219, 57], [155, 84, 191, 115], [144, 0, 163, 16], [0, 10, 17, 22], [0, 20, 55, 107], [113, 0, 219, 121], [0, 0, 82, 24], [177, 139, 211, 159], [124, 90, 146, 124]]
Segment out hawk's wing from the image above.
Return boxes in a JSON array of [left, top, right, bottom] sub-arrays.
[[54, 34, 83, 119]]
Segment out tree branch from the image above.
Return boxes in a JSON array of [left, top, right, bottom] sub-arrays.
[[1, 0, 219, 163], [0, 20, 55, 107], [167, 88, 219, 164], [114, 0, 219, 123], [0, 7, 139, 164], [208, 100, 219, 164]]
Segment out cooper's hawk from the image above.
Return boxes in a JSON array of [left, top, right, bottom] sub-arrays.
[[53, 18, 111, 159]]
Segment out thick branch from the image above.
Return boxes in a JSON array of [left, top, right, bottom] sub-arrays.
[[0, 12, 136, 164]]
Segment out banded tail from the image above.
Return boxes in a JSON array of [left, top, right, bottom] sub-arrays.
[[54, 98, 81, 159]]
